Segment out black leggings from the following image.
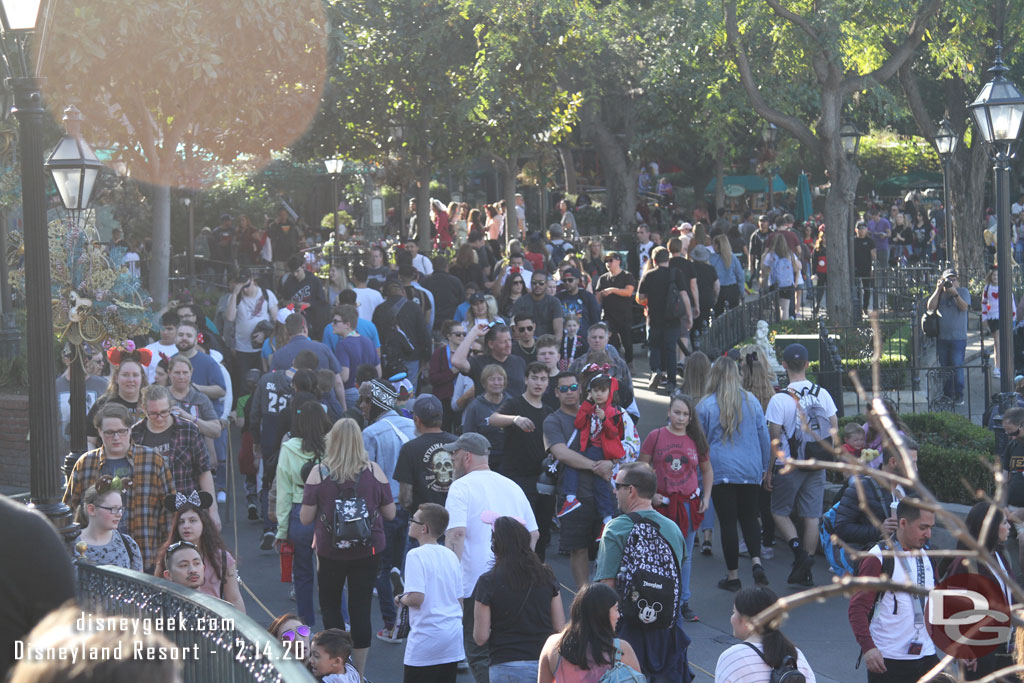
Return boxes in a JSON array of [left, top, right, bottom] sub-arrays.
[[715, 284, 741, 316], [607, 317, 634, 365], [758, 485, 774, 546], [317, 553, 380, 648], [711, 483, 763, 571]]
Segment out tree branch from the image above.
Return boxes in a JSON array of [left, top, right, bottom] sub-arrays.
[[841, 0, 944, 95], [722, 0, 818, 150]]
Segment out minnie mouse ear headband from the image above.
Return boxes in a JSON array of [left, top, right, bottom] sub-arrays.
[[581, 362, 611, 374], [107, 340, 153, 368], [164, 490, 214, 512]]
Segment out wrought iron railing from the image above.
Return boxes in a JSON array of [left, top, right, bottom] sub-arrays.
[[75, 561, 314, 682], [698, 289, 779, 356]]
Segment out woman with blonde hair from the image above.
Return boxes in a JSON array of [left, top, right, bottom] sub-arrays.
[[300, 417, 395, 677], [710, 234, 746, 314], [697, 357, 771, 591], [761, 236, 800, 321]]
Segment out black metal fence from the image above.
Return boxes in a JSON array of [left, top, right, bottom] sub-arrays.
[[76, 561, 314, 682], [698, 290, 780, 356]]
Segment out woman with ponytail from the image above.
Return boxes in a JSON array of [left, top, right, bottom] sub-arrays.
[[715, 586, 816, 681]]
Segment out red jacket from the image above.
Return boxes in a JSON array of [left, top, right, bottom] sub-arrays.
[[574, 399, 625, 460]]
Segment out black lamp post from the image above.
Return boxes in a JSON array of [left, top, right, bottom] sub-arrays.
[[934, 118, 957, 264], [0, 0, 78, 540], [969, 45, 1024, 395], [324, 157, 345, 238], [47, 105, 103, 477], [839, 121, 863, 313], [761, 121, 778, 211]]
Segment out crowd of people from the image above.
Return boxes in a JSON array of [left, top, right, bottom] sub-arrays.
[[6, 191, 1021, 683]]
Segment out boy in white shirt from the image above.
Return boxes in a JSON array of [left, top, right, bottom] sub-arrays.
[[398, 502, 465, 682]]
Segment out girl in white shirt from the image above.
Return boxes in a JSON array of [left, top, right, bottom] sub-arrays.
[[715, 587, 816, 682]]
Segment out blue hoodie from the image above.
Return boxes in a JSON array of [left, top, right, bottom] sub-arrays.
[[697, 391, 770, 485]]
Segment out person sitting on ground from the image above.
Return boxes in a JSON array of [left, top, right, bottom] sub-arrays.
[[714, 586, 817, 681], [310, 628, 361, 683], [159, 540, 205, 591]]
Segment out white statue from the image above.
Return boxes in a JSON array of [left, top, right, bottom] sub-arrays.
[[755, 320, 784, 373]]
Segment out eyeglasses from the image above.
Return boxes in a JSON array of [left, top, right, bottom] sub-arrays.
[[557, 383, 579, 393], [410, 517, 425, 525], [614, 482, 633, 491], [331, 318, 344, 324], [517, 325, 535, 333], [281, 625, 311, 641], [102, 428, 130, 438], [562, 278, 576, 283], [147, 409, 171, 419], [95, 505, 124, 515]]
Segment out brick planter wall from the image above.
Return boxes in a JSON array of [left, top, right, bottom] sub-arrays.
[[0, 392, 30, 490]]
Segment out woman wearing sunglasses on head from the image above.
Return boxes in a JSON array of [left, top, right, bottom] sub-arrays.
[[269, 613, 312, 661]]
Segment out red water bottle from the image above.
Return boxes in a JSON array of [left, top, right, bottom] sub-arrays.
[[280, 541, 294, 583]]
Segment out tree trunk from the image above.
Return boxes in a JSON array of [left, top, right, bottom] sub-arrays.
[[416, 167, 432, 254], [149, 184, 170, 306], [590, 116, 636, 232], [558, 145, 577, 195], [713, 153, 726, 216], [950, 138, 988, 278]]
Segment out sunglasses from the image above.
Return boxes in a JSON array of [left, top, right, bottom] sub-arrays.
[[410, 517, 425, 525], [281, 625, 311, 641], [450, 331, 466, 337], [517, 325, 535, 333], [166, 540, 198, 553], [557, 383, 579, 393], [614, 482, 633, 490], [562, 277, 576, 283]]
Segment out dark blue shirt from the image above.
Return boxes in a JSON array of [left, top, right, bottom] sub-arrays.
[[270, 335, 342, 374], [335, 335, 380, 388], [184, 350, 227, 414]]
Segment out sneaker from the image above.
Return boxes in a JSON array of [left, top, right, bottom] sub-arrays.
[[994, 367, 1002, 378], [738, 539, 749, 557], [752, 564, 769, 586], [718, 577, 742, 592], [701, 539, 713, 556], [680, 602, 698, 622], [217, 490, 227, 505], [761, 545, 775, 560], [787, 554, 814, 585], [260, 531, 275, 551], [648, 372, 665, 391], [376, 626, 403, 644], [247, 502, 259, 521], [390, 566, 404, 596], [557, 499, 582, 518]]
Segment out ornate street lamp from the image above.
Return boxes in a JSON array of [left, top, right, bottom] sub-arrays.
[[840, 121, 863, 314], [0, 0, 80, 541], [934, 118, 957, 264], [969, 44, 1024, 395], [324, 156, 345, 237]]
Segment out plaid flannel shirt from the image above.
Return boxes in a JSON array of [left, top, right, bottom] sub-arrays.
[[131, 415, 211, 494], [63, 443, 175, 569]]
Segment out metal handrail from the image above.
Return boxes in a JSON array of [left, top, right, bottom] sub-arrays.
[[75, 561, 314, 682]]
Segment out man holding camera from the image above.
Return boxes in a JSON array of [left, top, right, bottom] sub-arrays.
[[926, 268, 970, 403]]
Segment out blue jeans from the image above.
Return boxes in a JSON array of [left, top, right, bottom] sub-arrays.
[[937, 338, 967, 400], [214, 431, 228, 490], [559, 446, 616, 522], [679, 525, 697, 604], [489, 660, 538, 682], [288, 503, 316, 627], [376, 505, 409, 627], [404, 360, 420, 391], [699, 496, 715, 532]]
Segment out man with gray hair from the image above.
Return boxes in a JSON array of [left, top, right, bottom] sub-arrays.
[[443, 432, 538, 683]]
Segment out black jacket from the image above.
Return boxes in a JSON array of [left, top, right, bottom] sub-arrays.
[[373, 295, 432, 363], [834, 475, 895, 549]]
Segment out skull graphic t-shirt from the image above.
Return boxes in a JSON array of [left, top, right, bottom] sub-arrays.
[[393, 432, 458, 512], [639, 428, 707, 497]]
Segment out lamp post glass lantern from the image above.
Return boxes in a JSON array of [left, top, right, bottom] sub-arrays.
[[934, 118, 957, 264], [45, 105, 104, 216], [325, 157, 345, 237], [839, 122, 862, 158], [969, 45, 1024, 393]]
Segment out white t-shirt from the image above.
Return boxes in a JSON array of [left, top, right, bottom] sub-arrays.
[[143, 341, 178, 382], [353, 286, 384, 322], [233, 289, 278, 353], [764, 380, 837, 458], [714, 640, 816, 682], [445, 469, 538, 598], [412, 253, 434, 277], [867, 544, 936, 659], [403, 543, 465, 667]]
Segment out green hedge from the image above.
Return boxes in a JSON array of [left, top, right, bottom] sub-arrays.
[[837, 412, 995, 505]]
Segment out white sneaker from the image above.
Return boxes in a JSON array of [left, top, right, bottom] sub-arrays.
[[738, 539, 749, 556], [217, 490, 227, 504], [761, 546, 775, 560], [994, 367, 1001, 378]]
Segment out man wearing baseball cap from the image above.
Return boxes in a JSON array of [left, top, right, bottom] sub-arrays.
[[764, 343, 838, 587], [594, 252, 638, 367], [393, 394, 457, 515], [442, 432, 538, 681]]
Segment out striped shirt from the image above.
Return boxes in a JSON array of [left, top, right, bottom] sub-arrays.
[[63, 444, 176, 569], [714, 640, 816, 682]]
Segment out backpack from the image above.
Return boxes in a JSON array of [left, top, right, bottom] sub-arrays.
[[820, 476, 884, 576], [320, 466, 376, 549], [382, 296, 416, 362], [598, 639, 646, 682], [664, 269, 688, 322], [741, 643, 806, 683], [548, 240, 569, 269], [614, 512, 681, 630], [784, 385, 834, 461]]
